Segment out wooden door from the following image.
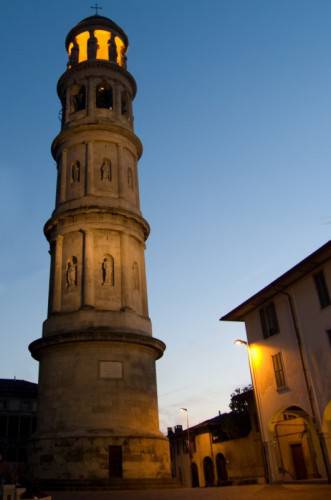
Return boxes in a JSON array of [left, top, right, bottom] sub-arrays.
[[109, 445, 123, 478], [290, 443, 308, 480]]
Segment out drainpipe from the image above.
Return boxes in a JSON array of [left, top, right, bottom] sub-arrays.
[[277, 289, 331, 482]]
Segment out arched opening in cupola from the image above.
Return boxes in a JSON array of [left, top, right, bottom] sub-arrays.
[[96, 83, 113, 109]]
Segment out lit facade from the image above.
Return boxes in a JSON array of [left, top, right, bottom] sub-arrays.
[[29, 14, 171, 488], [222, 241, 331, 483], [168, 391, 265, 487]]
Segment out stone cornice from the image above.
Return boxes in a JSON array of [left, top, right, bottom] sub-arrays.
[[57, 60, 137, 99], [44, 205, 150, 241], [29, 330, 166, 361], [51, 122, 143, 160]]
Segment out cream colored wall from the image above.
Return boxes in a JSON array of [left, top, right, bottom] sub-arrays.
[[244, 258, 331, 480], [174, 430, 264, 487], [289, 261, 331, 423]]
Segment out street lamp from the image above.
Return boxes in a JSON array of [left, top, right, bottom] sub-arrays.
[[180, 408, 191, 457], [233, 338, 270, 482], [234, 338, 247, 346]]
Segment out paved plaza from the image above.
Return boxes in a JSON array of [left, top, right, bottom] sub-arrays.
[[50, 484, 331, 500]]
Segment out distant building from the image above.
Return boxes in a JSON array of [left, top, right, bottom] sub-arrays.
[[167, 389, 265, 487], [0, 379, 37, 477], [221, 241, 331, 482]]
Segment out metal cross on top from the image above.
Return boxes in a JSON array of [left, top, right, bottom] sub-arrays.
[[91, 3, 102, 15]]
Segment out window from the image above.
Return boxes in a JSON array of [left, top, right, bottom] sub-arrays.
[[259, 302, 279, 338], [70, 85, 86, 112], [96, 83, 113, 109], [314, 271, 330, 309], [272, 352, 287, 391]]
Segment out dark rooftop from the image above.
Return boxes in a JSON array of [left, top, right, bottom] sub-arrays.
[[0, 379, 38, 398]]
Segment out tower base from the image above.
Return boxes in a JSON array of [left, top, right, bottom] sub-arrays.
[[30, 434, 173, 490]]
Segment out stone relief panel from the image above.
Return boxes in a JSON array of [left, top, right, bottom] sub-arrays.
[[61, 231, 83, 311], [66, 143, 85, 201], [122, 148, 137, 206], [94, 230, 121, 310], [99, 361, 123, 380], [94, 141, 117, 196]]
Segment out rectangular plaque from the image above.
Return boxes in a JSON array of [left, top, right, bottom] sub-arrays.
[[99, 361, 123, 379]]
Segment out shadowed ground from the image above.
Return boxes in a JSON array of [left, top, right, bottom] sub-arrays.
[[49, 484, 331, 500]]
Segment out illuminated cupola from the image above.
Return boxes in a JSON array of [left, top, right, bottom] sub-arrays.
[[29, 13, 171, 489], [66, 15, 127, 67]]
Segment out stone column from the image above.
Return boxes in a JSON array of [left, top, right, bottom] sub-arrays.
[[65, 88, 71, 121], [134, 160, 140, 208], [58, 149, 67, 204], [52, 234, 64, 313], [140, 243, 149, 317], [87, 78, 96, 120], [114, 83, 121, 116], [85, 141, 94, 196], [81, 229, 95, 308], [120, 232, 131, 310], [117, 144, 123, 198]]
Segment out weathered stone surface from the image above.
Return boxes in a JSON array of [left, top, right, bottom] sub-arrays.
[[29, 14, 171, 487]]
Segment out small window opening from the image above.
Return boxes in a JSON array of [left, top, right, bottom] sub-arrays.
[[259, 302, 279, 338], [314, 270, 330, 309], [71, 85, 86, 113], [96, 83, 113, 109], [272, 352, 287, 391]]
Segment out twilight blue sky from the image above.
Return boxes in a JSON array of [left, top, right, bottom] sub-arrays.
[[0, 0, 330, 430]]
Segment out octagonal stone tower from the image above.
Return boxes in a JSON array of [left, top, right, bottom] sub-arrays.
[[29, 14, 171, 488]]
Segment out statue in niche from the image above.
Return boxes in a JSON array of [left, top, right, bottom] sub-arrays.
[[87, 32, 98, 60], [101, 255, 114, 286], [100, 158, 112, 182], [66, 257, 78, 288], [108, 36, 117, 62], [127, 167, 133, 189], [132, 261, 140, 291], [71, 161, 80, 183]]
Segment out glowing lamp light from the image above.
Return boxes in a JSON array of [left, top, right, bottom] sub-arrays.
[[234, 339, 248, 346]]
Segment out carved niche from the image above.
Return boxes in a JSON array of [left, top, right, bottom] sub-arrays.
[[71, 161, 80, 183], [127, 167, 133, 189], [101, 254, 115, 286], [132, 261, 140, 291]]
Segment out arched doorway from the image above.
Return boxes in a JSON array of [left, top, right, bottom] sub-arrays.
[[216, 453, 228, 484], [203, 456, 214, 487], [269, 406, 325, 481], [191, 462, 199, 487]]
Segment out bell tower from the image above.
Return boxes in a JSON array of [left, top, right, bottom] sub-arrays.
[[29, 14, 171, 488]]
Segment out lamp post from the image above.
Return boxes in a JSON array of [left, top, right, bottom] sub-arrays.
[[234, 339, 270, 483], [180, 407, 192, 485], [180, 407, 190, 452]]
